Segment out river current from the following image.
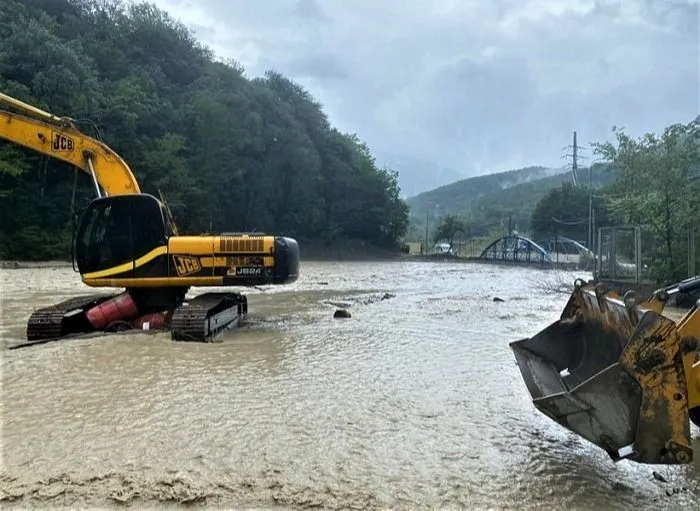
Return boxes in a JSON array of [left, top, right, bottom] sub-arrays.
[[1, 260, 698, 509]]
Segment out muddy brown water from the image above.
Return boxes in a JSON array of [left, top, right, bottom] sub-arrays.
[[1, 261, 698, 509]]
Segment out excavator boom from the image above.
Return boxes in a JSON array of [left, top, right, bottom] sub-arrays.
[[511, 277, 700, 465], [0, 92, 140, 196]]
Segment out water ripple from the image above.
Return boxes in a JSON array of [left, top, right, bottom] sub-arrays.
[[1, 261, 698, 509]]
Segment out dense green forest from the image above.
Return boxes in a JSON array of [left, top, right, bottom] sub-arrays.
[[405, 163, 616, 240], [0, 0, 409, 260]]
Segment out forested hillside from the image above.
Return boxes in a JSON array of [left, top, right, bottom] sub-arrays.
[[406, 163, 615, 239], [0, 0, 409, 260]]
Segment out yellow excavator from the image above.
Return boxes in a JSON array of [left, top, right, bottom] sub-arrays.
[[510, 276, 700, 465], [0, 91, 300, 343]]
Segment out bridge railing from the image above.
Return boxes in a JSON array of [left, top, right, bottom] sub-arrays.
[[478, 234, 553, 263]]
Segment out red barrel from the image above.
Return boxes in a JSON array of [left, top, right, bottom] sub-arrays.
[[86, 293, 139, 329], [131, 312, 169, 331]]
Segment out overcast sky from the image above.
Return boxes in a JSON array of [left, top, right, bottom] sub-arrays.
[[151, 0, 699, 181]]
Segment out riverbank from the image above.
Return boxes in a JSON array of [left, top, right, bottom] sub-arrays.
[[0, 253, 613, 269], [0, 260, 73, 269], [0, 239, 408, 267], [0, 254, 409, 269], [299, 240, 405, 261], [0, 254, 485, 268], [0, 246, 421, 267]]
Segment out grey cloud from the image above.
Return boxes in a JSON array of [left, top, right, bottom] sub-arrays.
[[153, 0, 699, 193], [286, 54, 348, 81], [295, 0, 330, 21], [185, 22, 217, 41]]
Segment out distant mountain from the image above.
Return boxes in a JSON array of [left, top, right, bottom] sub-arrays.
[[406, 165, 568, 214], [376, 154, 467, 198], [405, 163, 615, 238]]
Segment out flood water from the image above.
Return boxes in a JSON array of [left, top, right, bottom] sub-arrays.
[[1, 260, 698, 509]]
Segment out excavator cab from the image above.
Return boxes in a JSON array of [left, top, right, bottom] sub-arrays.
[[510, 277, 700, 465], [75, 194, 168, 276]]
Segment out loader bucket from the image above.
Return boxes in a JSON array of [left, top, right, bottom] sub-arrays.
[[510, 280, 693, 464]]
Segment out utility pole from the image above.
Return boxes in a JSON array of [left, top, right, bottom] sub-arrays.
[[424, 207, 429, 255], [572, 131, 578, 185], [424, 204, 439, 254], [561, 130, 590, 246], [562, 130, 586, 187], [588, 163, 593, 251], [508, 213, 512, 235]]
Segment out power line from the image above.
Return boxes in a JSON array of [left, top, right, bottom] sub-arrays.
[[551, 216, 587, 226]]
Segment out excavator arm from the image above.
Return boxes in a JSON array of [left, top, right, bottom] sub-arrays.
[[0, 92, 140, 196]]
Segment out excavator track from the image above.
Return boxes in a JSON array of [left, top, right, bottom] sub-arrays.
[[26, 293, 117, 341], [169, 292, 248, 342], [21, 291, 248, 346]]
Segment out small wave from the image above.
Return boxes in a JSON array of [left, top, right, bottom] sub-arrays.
[[0, 469, 389, 510]]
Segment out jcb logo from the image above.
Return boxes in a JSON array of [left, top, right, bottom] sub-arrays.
[[173, 255, 201, 276], [51, 132, 75, 152]]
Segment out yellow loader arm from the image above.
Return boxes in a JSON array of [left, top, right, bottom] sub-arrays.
[[511, 276, 700, 465], [0, 92, 140, 196]]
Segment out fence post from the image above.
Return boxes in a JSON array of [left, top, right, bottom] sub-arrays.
[[611, 227, 617, 281], [635, 226, 641, 283], [595, 227, 601, 279], [689, 225, 696, 277]]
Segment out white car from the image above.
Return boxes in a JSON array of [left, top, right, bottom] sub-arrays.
[[433, 243, 454, 255]]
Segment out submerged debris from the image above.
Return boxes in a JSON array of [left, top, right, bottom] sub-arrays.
[[611, 481, 633, 492], [326, 292, 396, 310], [652, 471, 668, 483], [360, 292, 395, 305]]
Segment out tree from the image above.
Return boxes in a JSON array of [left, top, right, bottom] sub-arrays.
[[433, 213, 468, 249], [592, 117, 700, 281], [530, 182, 609, 244]]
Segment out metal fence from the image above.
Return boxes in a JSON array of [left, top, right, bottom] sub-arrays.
[[595, 225, 699, 283]]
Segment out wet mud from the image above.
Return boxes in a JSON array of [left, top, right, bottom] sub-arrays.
[[1, 261, 698, 509]]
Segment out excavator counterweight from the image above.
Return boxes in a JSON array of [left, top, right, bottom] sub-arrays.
[[511, 277, 700, 465]]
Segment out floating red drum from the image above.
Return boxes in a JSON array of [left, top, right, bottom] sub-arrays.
[[86, 293, 139, 329], [132, 312, 169, 330]]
